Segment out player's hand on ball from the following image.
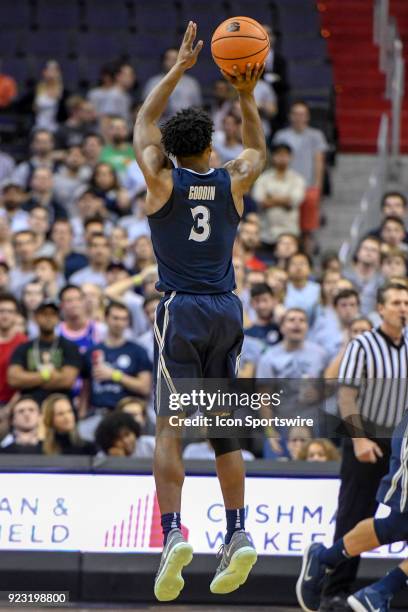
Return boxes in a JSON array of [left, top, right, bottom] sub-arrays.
[[176, 21, 203, 71], [352, 437, 384, 463], [221, 62, 264, 93]]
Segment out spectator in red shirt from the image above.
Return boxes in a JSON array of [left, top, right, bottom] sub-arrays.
[[0, 293, 27, 405]]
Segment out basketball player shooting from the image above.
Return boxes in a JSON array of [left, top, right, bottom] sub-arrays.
[[133, 21, 266, 602]]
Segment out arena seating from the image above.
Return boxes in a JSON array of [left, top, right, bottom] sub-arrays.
[[319, 0, 408, 152], [0, 0, 335, 160]]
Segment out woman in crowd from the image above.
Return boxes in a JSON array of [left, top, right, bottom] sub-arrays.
[[90, 162, 132, 218], [33, 60, 66, 133], [298, 438, 341, 462], [42, 393, 96, 455]]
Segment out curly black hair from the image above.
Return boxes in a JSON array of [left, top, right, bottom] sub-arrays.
[[95, 412, 141, 453], [161, 108, 214, 158]]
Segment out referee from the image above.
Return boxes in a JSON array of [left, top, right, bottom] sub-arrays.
[[321, 281, 408, 612]]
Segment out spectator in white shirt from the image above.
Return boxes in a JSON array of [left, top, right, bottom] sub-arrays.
[[274, 101, 328, 248], [252, 143, 305, 253]]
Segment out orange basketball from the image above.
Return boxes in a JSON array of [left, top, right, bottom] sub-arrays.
[[211, 16, 270, 75]]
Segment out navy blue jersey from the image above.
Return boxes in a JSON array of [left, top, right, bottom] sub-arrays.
[[148, 167, 240, 294]]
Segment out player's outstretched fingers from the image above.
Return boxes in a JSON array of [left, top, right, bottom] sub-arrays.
[[250, 62, 259, 81], [232, 64, 243, 81], [245, 62, 252, 81]]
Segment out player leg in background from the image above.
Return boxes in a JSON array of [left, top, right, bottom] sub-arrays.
[[153, 416, 193, 602], [209, 441, 257, 594], [296, 511, 408, 612]]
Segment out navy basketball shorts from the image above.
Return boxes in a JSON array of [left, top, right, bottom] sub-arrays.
[[153, 291, 243, 416]]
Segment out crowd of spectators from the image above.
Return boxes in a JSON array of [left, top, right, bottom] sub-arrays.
[[0, 30, 406, 464]]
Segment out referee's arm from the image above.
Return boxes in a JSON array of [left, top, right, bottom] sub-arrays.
[[337, 339, 384, 463]]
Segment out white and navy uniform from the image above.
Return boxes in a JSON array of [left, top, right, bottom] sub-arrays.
[[377, 409, 408, 513], [148, 167, 243, 415]]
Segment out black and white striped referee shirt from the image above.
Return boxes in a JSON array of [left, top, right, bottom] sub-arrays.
[[339, 327, 408, 429]]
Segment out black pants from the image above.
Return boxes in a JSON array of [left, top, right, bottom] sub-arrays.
[[323, 436, 392, 597]]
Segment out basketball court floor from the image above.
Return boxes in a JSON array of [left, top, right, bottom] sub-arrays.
[[7, 605, 408, 611], [0, 606, 404, 612]]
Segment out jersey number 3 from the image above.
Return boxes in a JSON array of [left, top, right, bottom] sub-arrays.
[[189, 205, 211, 242]]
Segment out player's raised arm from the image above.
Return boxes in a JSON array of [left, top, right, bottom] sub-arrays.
[[222, 64, 267, 205], [133, 21, 203, 189]]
